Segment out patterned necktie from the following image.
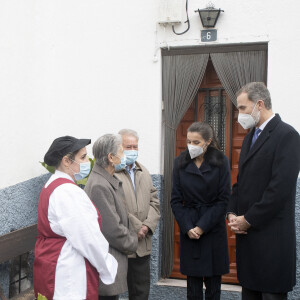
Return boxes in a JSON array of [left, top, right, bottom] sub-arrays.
[[250, 128, 262, 148]]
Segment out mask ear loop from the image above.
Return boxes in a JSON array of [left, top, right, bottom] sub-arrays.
[[68, 158, 81, 177], [250, 101, 261, 125], [68, 163, 77, 178], [250, 101, 259, 117], [111, 153, 123, 166]]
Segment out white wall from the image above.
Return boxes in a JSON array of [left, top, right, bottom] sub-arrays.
[[0, 0, 299, 188], [156, 0, 300, 131], [0, 0, 162, 188]]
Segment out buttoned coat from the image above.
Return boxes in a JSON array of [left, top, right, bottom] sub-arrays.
[[84, 164, 138, 296], [228, 114, 300, 293], [171, 147, 230, 277], [115, 162, 160, 257]]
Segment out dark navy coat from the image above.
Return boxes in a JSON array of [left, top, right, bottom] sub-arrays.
[[228, 114, 300, 293], [171, 147, 231, 277]]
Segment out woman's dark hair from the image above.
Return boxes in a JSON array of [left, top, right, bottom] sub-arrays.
[[188, 122, 220, 149], [177, 122, 220, 169]]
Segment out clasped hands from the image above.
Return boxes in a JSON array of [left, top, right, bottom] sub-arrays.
[[138, 225, 149, 240], [187, 226, 203, 239], [227, 214, 250, 234]]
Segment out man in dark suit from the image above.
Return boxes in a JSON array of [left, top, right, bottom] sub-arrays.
[[227, 82, 300, 300]]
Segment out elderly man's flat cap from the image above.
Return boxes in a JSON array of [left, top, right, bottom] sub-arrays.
[[44, 136, 91, 166]]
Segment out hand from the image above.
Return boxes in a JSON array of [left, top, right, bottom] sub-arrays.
[[227, 213, 236, 223], [137, 225, 149, 241], [138, 228, 146, 240], [228, 215, 249, 234], [227, 214, 243, 233], [187, 228, 200, 239], [194, 226, 204, 236], [141, 225, 149, 235]]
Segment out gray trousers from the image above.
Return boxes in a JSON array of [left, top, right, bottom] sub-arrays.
[[127, 255, 150, 300]]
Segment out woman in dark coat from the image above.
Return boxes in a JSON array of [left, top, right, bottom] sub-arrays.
[[171, 122, 231, 300]]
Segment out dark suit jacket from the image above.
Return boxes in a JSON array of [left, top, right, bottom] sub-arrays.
[[228, 114, 300, 293], [171, 148, 230, 277]]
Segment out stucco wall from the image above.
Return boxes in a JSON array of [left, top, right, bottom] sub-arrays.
[[0, 174, 50, 236], [289, 179, 300, 299], [0, 173, 50, 297], [0, 0, 300, 189]]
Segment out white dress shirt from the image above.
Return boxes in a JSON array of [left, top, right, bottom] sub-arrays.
[[125, 162, 136, 192], [256, 113, 275, 134], [46, 170, 118, 300]]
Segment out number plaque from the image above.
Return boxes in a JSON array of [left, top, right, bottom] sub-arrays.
[[201, 29, 217, 42]]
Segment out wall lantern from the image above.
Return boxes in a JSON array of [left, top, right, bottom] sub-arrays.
[[195, 4, 224, 28]]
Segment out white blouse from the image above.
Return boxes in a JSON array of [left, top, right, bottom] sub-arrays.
[[45, 170, 117, 300]]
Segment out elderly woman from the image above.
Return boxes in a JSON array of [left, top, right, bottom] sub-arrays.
[[85, 134, 138, 300], [33, 136, 117, 300]]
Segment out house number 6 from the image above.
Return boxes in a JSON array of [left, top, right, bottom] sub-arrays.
[[201, 29, 217, 42]]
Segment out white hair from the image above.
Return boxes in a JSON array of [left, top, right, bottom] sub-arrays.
[[118, 129, 139, 141], [93, 134, 122, 168]]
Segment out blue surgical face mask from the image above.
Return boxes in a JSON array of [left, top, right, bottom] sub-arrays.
[[71, 160, 91, 181], [123, 150, 138, 166], [114, 155, 127, 171]]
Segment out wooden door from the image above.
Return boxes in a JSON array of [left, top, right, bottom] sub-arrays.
[[223, 107, 249, 283], [170, 60, 248, 283]]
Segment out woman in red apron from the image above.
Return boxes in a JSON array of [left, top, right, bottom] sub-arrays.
[[33, 136, 118, 300]]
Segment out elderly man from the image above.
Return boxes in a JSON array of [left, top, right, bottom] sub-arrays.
[[115, 129, 160, 300], [227, 82, 300, 300]]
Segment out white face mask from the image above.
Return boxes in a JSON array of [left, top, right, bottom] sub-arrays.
[[238, 102, 260, 130], [188, 144, 204, 159]]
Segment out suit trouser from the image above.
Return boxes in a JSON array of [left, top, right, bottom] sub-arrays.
[[242, 287, 287, 300], [98, 296, 119, 300], [187, 275, 221, 300], [127, 255, 150, 300]]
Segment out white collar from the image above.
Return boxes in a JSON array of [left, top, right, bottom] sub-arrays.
[[258, 113, 275, 131], [54, 170, 75, 182], [125, 162, 136, 172]]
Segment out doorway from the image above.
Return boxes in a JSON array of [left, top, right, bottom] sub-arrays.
[[170, 59, 249, 284]]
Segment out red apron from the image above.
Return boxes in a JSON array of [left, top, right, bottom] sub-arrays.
[[33, 178, 102, 300]]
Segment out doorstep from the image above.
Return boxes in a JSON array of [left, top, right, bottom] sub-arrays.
[[157, 278, 242, 292]]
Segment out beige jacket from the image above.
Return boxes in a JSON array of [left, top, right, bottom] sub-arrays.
[[84, 164, 138, 296], [115, 161, 160, 257]]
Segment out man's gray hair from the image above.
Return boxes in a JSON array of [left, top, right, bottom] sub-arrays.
[[118, 129, 139, 141], [236, 82, 272, 110], [93, 134, 122, 168]]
